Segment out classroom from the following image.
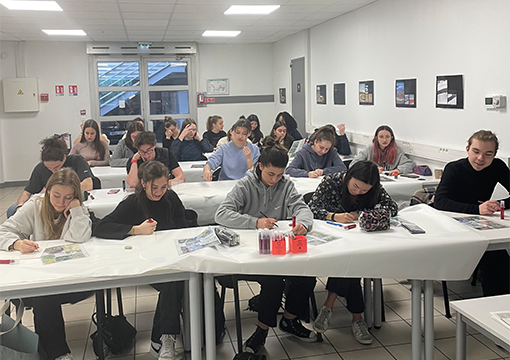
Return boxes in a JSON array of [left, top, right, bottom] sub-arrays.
[[0, 0, 509, 360]]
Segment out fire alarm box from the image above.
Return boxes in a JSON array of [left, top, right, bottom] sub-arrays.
[[40, 93, 49, 102], [485, 95, 506, 108], [3, 78, 39, 112], [198, 93, 205, 104]]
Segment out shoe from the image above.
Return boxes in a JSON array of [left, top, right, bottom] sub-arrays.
[[279, 317, 317, 342], [159, 334, 183, 360], [351, 319, 373, 345], [243, 326, 269, 354], [313, 306, 333, 333], [150, 340, 161, 358], [55, 354, 73, 360]]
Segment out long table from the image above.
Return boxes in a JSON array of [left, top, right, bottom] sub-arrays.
[[85, 175, 438, 225]]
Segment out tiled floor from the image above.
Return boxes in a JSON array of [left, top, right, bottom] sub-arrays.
[[2, 186, 509, 360]]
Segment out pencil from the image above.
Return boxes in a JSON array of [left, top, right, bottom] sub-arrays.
[[259, 211, 279, 227]]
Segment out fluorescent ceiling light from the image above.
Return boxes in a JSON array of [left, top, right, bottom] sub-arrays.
[[202, 30, 240, 37], [225, 5, 280, 15], [0, 0, 62, 11], [43, 30, 87, 36]]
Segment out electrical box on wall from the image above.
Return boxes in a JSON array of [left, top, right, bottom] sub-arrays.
[[3, 77, 39, 112], [485, 95, 506, 109]]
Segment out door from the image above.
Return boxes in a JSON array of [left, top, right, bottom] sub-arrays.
[[291, 57, 306, 136]]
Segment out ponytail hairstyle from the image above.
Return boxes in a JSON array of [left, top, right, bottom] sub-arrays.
[[80, 119, 105, 160], [309, 125, 336, 147], [275, 111, 298, 133], [372, 125, 397, 166], [247, 114, 263, 144], [256, 136, 289, 181], [178, 118, 197, 137], [40, 168, 83, 239], [134, 161, 170, 219], [41, 136, 68, 161], [206, 115, 223, 131], [340, 160, 381, 211], [126, 120, 145, 147]]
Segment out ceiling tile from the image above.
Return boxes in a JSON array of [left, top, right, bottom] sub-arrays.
[[173, 4, 229, 13], [124, 19, 169, 27], [58, 2, 120, 12], [122, 12, 172, 20], [64, 11, 121, 19]]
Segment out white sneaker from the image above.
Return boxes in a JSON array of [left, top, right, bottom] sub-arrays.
[[313, 306, 333, 333], [351, 319, 373, 345], [159, 334, 183, 360], [55, 354, 73, 360]]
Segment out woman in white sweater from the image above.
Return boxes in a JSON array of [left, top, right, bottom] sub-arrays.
[[0, 168, 92, 360], [70, 119, 110, 167]]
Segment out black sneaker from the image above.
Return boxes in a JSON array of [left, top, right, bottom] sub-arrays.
[[279, 317, 317, 342], [243, 326, 269, 354]]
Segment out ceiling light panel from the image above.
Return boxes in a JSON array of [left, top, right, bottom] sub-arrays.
[[0, 0, 62, 11], [202, 30, 240, 37], [42, 29, 87, 35], [225, 5, 280, 15]]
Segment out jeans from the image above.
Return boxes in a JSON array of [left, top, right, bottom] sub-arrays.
[[6, 203, 17, 219], [150, 281, 185, 342]]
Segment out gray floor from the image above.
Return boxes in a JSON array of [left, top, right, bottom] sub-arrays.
[[1, 186, 509, 360]]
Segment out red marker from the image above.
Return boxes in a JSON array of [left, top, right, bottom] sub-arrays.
[[344, 224, 357, 230], [291, 216, 296, 228], [89, 194, 95, 200], [148, 218, 154, 223], [0, 259, 15, 264], [501, 201, 505, 220]]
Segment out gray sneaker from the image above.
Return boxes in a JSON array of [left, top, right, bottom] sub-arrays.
[[55, 354, 73, 360], [351, 319, 373, 345], [313, 306, 333, 333]]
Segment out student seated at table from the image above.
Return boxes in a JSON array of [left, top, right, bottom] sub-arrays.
[[110, 120, 145, 167], [7, 136, 93, 218], [126, 131, 185, 188], [203, 118, 260, 181], [308, 160, 398, 344], [286, 125, 346, 178], [74, 120, 110, 145], [248, 114, 264, 145], [170, 118, 213, 161], [264, 120, 295, 152], [162, 116, 179, 152], [275, 111, 303, 140], [215, 138, 317, 354], [215, 117, 252, 148], [350, 125, 415, 175], [202, 115, 226, 149], [434, 130, 510, 297], [94, 161, 188, 360], [70, 119, 110, 167], [0, 168, 92, 360]]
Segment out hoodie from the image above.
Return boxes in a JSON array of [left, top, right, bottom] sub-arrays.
[[215, 167, 314, 230], [285, 143, 346, 178]]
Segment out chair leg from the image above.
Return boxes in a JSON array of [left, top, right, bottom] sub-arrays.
[[380, 282, 386, 322], [309, 292, 323, 342], [442, 281, 452, 319], [231, 275, 243, 354]]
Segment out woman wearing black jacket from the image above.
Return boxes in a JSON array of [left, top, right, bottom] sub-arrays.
[[94, 160, 187, 360]]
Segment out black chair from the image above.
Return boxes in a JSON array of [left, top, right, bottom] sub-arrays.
[[212, 167, 222, 181], [303, 191, 314, 204]]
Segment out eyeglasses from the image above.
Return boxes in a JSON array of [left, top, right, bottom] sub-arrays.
[[138, 146, 155, 156]]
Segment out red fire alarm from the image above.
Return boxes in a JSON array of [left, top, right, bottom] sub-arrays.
[[80, 109, 86, 116], [40, 93, 49, 102]]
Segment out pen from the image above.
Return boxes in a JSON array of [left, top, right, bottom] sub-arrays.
[[292, 216, 296, 228], [0, 259, 15, 264], [326, 221, 357, 230], [260, 211, 278, 227]]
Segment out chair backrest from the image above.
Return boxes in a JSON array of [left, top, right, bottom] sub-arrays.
[[303, 191, 314, 204], [184, 209, 198, 227], [212, 167, 222, 181]]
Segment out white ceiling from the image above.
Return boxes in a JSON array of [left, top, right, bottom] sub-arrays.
[[0, 0, 377, 43]]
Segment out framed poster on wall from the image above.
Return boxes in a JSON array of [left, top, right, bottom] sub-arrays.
[[316, 85, 326, 104], [359, 80, 374, 105], [207, 78, 229, 95], [436, 75, 463, 109], [334, 83, 346, 105], [279, 88, 286, 104], [395, 79, 416, 108]]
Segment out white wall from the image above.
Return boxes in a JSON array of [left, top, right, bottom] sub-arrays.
[[0, 41, 91, 183], [196, 43, 275, 136], [307, 0, 510, 155]]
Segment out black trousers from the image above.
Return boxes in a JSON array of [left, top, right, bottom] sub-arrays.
[[479, 250, 510, 297], [236, 275, 316, 328], [23, 291, 92, 360], [150, 280, 184, 343], [326, 277, 365, 314]]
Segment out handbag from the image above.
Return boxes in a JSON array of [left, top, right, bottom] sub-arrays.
[[0, 300, 40, 360], [90, 289, 136, 356], [413, 165, 432, 176], [359, 209, 391, 232]]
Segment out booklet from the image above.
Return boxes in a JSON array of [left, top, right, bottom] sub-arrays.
[[175, 227, 221, 255], [453, 216, 508, 231], [490, 311, 510, 330], [306, 231, 341, 246], [190, 164, 206, 168], [41, 244, 89, 265]]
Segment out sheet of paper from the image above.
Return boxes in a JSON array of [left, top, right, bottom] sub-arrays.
[[0, 242, 49, 260], [491, 182, 510, 201]]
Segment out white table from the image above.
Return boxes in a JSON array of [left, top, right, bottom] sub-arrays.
[[451, 295, 510, 359]]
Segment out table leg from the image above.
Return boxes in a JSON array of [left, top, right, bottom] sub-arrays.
[[182, 281, 191, 352], [364, 278, 373, 328], [456, 312, 466, 360], [189, 273, 201, 360], [204, 273, 216, 360], [424, 280, 434, 360], [95, 290, 105, 360], [373, 278, 382, 328], [411, 280, 422, 360]]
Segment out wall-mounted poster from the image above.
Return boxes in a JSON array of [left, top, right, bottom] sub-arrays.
[[316, 85, 326, 104], [359, 80, 374, 105], [334, 83, 346, 105], [207, 78, 229, 95], [395, 79, 416, 108], [279, 88, 286, 104], [436, 75, 463, 109]]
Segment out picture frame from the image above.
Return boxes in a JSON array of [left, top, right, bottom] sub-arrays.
[[395, 79, 417, 108], [359, 80, 374, 105]]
